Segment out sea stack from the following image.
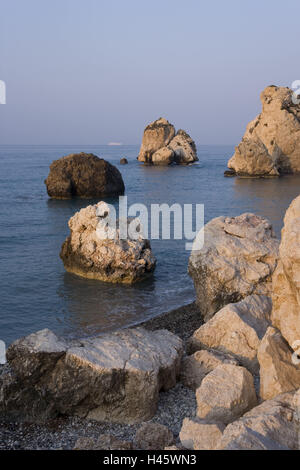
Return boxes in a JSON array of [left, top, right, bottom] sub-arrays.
[[227, 86, 300, 176], [45, 152, 125, 199], [60, 201, 156, 283], [138, 118, 198, 165]]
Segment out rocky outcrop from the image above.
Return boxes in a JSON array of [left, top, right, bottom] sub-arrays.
[[0, 327, 183, 424], [134, 423, 174, 450], [188, 213, 279, 321], [188, 295, 272, 374], [45, 153, 125, 199], [137, 118, 198, 165], [180, 349, 238, 390], [217, 390, 300, 450], [258, 327, 300, 400], [271, 194, 300, 349], [60, 202, 156, 283], [120, 158, 128, 164], [227, 86, 300, 176], [179, 418, 224, 450], [196, 364, 257, 424]]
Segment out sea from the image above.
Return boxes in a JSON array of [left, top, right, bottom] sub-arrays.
[[1, 144, 299, 345]]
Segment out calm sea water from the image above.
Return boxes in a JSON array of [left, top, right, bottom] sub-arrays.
[[1, 144, 300, 345]]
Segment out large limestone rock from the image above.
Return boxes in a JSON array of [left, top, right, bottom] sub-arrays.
[[217, 390, 300, 450], [137, 118, 198, 165], [188, 295, 272, 374], [179, 418, 224, 450], [45, 152, 125, 199], [271, 194, 300, 349], [0, 327, 183, 424], [258, 327, 300, 400], [180, 349, 238, 390], [196, 364, 257, 424], [227, 86, 300, 176], [60, 201, 156, 284], [188, 213, 279, 321]]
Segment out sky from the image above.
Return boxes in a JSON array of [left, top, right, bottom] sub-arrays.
[[0, 0, 300, 145]]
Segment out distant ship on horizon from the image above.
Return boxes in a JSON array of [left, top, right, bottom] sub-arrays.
[[107, 142, 123, 146]]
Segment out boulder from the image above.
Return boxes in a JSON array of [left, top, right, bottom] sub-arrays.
[[60, 201, 156, 284], [0, 327, 183, 424], [188, 213, 279, 321], [196, 364, 257, 424], [138, 118, 175, 164], [179, 418, 224, 450], [188, 295, 272, 374], [120, 158, 128, 164], [227, 86, 300, 176], [257, 327, 300, 400], [180, 349, 238, 390], [45, 152, 125, 199], [271, 194, 300, 349], [137, 118, 198, 165], [217, 390, 300, 450], [168, 129, 198, 164], [134, 422, 174, 450]]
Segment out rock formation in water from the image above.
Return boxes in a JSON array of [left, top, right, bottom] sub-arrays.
[[271, 194, 300, 349], [227, 86, 300, 176], [120, 157, 128, 164], [138, 118, 198, 165], [188, 213, 279, 321], [45, 152, 125, 198], [60, 201, 156, 283], [0, 327, 183, 423]]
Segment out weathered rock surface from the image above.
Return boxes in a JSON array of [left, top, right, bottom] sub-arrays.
[[271, 194, 300, 349], [179, 418, 224, 450], [74, 435, 132, 450], [45, 152, 125, 199], [227, 86, 300, 176], [188, 295, 272, 374], [180, 349, 238, 390], [134, 422, 174, 450], [60, 201, 156, 283], [137, 118, 198, 165], [217, 390, 300, 450], [196, 364, 257, 424], [258, 327, 300, 400], [188, 213, 279, 321], [0, 327, 183, 424]]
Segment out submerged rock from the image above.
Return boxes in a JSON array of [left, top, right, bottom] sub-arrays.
[[45, 152, 125, 199], [137, 118, 198, 165], [0, 327, 183, 424], [217, 390, 300, 450], [188, 213, 279, 321], [188, 295, 272, 374], [120, 158, 128, 164], [227, 86, 300, 176], [60, 201, 156, 284], [258, 327, 300, 400], [271, 194, 300, 349]]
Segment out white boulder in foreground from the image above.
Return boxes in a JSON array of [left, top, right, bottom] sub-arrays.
[[217, 390, 300, 450], [188, 295, 272, 374], [196, 364, 257, 424], [227, 86, 300, 176], [60, 202, 156, 284], [137, 118, 198, 165], [188, 213, 279, 321], [0, 327, 183, 424], [180, 418, 225, 450], [258, 327, 300, 400], [271, 194, 300, 349]]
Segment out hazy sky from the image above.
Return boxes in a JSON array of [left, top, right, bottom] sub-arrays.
[[1, 0, 300, 145]]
